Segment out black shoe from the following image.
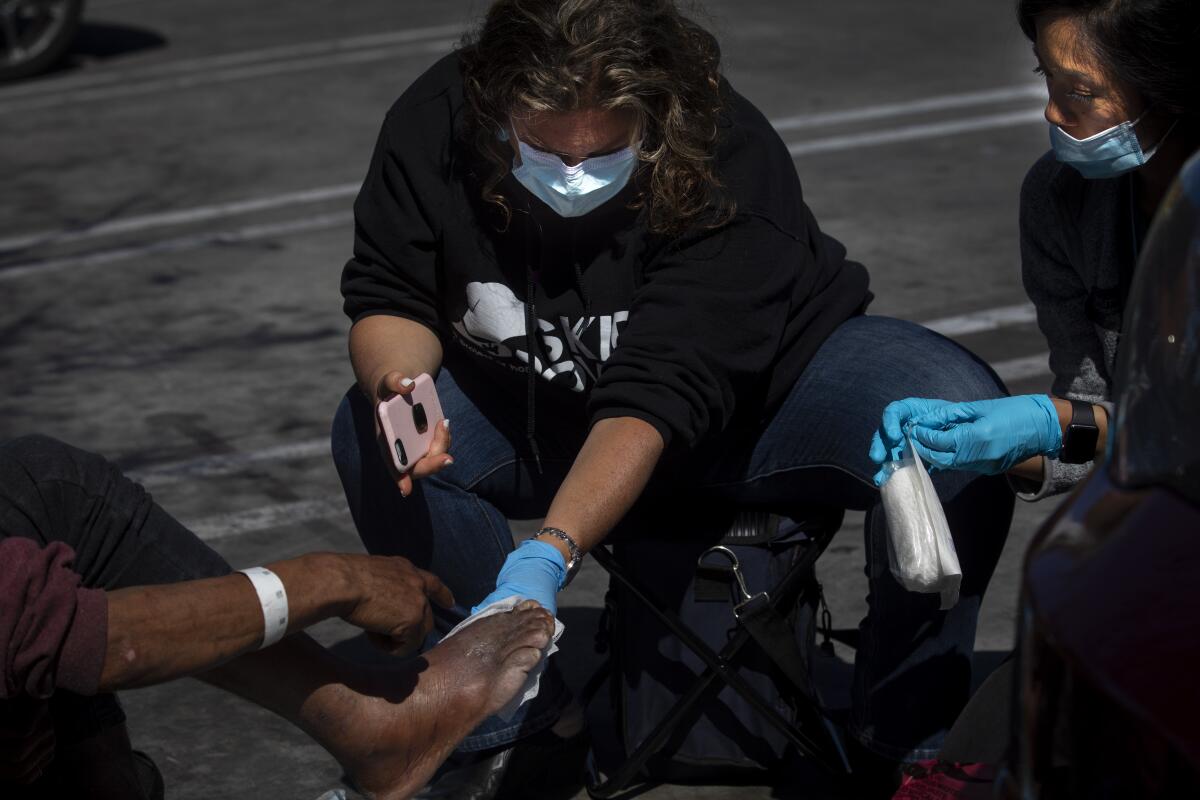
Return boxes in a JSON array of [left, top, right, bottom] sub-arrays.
[[132, 750, 165, 800], [496, 724, 589, 800], [412, 745, 514, 800]]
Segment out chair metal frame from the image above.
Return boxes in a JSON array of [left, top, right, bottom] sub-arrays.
[[585, 522, 853, 799]]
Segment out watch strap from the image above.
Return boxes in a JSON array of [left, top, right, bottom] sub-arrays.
[[533, 526, 583, 586]]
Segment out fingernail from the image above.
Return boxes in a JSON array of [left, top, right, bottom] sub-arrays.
[[444, 457, 454, 466], [400, 378, 414, 388], [442, 418, 450, 431]]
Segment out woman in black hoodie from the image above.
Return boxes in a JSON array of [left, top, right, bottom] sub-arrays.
[[332, 0, 1014, 794]]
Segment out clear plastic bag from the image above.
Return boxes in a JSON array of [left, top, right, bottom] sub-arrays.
[[879, 438, 962, 610]]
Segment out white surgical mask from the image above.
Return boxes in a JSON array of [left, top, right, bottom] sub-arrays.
[[1050, 109, 1177, 179], [509, 132, 639, 218]]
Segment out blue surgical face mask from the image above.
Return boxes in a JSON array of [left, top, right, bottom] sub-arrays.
[[1050, 110, 1176, 179], [509, 132, 639, 218]]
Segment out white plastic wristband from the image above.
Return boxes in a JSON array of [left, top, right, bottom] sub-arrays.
[[237, 567, 289, 649]]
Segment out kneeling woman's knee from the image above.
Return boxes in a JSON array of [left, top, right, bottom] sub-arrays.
[[901, 325, 1008, 403], [840, 316, 1007, 402], [941, 350, 1007, 402]]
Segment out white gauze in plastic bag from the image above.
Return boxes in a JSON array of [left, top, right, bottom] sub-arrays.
[[879, 437, 962, 610]]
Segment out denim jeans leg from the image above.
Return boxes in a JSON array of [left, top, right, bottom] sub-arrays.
[[692, 315, 1015, 761], [840, 320, 1015, 761], [329, 367, 573, 752], [330, 383, 516, 606]]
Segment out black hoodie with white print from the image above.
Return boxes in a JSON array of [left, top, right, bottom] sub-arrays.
[[341, 53, 871, 455]]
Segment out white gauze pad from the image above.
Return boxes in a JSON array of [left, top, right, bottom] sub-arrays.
[[440, 597, 564, 721]]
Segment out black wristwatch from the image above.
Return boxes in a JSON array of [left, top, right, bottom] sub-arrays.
[[1059, 400, 1100, 464]]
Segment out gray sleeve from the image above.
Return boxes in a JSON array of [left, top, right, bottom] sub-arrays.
[[1014, 157, 1112, 502], [1010, 456, 1093, 502], [1019, 156, 1114, 404]]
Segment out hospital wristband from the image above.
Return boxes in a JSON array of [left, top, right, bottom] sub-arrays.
[[237, 567, 289, 649]]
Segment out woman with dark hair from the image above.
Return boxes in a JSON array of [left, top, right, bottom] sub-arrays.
[[331, 0, 1013, 795], [873, 0, 1200, 498]]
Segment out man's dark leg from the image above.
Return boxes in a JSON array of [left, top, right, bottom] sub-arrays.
[[0, 434, 232, 587], [0, 434, 231, 799], [0, 434, 561, 800]]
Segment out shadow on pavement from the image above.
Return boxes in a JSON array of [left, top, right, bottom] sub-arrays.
[[71, 22, 167, 60], [36, 21, 168, 78]]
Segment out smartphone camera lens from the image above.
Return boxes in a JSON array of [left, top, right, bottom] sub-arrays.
[[394, 439, 409, 467], [412, 403, 428, 435]]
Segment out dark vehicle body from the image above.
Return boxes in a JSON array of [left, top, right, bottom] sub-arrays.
[[1000, 153, 1200, 798]]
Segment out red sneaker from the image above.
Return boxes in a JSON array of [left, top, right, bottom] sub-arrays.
[[891, 760, 997, 800]]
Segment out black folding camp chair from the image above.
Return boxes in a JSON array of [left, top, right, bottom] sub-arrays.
[[582, 509, 855, 798]]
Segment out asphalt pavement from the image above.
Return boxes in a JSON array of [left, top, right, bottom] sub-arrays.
[[1, 1, 1065, 797]]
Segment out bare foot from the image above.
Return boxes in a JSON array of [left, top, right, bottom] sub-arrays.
[[329, 600, 555, 799]]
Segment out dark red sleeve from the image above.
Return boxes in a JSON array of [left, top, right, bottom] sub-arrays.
[[0, 537, 109, 699]]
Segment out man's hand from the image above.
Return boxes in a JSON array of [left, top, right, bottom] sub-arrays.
[[337, 554, 455, 656], [0, 698, 55, 785], [101, 551, 457, 691], [373, 372, 453, 498]]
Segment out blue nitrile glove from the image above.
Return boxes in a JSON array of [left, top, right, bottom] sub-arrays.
[[868, 398, 954, 485], [471, 539, 566, 617], [906, 394, 1062, 475]]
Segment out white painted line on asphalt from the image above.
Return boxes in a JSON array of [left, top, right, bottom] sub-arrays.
[[3, 85, 1049, 251], [788, 108, 1046, 157], [1, 105, 1043, 276], [0, 23, 466, 101], [3, 109, 1047, 258], [0, 183, 360, 253], [184, 352, 1055, 540], [133, 336, 1053, 498], [137, 438, 335, 488], [0, 211, 353, 281], [992, 351, 1051, 384], [190, 494, 349, 541], [924, 302, 1038, 337], [0, 39, 458, 114], [773, 84, 1044, 132], [129, 439, 332, 488]]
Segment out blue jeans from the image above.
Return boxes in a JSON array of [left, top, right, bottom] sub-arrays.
[[331, 315, 1014, 760]]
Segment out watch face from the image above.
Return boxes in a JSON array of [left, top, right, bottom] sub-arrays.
[[561, 554, 582, 589], [1063, 421, 1101, 464]]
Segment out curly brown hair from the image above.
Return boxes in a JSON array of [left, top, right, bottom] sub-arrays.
[[459, 0, 735, 235]]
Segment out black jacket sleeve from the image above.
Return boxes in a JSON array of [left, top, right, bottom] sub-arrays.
[[340, 107, 445, 332], [588, 214, 801, 448]]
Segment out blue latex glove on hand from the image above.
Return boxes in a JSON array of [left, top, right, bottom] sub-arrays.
[[905, 394, 1062, 475], [868, 398, 954, 485], [471, 539, 566, 617]]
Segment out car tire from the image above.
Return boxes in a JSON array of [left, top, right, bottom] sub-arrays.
[[0, 0, 84, 83]]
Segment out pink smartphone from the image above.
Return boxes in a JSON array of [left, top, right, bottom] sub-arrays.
[[377, 373, 445, 474]]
